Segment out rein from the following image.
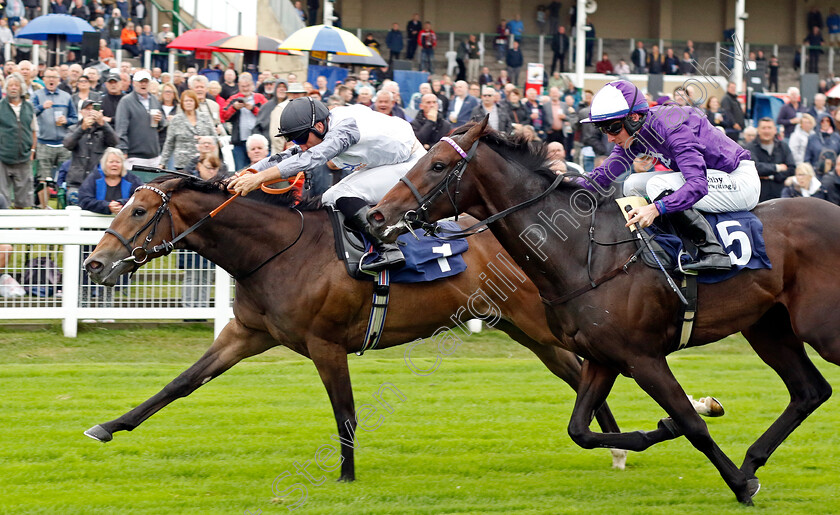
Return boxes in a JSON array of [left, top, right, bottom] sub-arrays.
[[395, 136, 642, 303], [540, 207, 641, 306], [107, 183, 305, 280]]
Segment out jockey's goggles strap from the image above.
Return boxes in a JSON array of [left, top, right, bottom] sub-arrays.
[[440, 137, 469, 159]]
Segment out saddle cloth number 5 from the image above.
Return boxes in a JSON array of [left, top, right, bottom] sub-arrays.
[[716, 220, 752, 266]]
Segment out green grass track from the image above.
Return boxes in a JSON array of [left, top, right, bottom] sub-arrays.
[[1, 325, 839, 514]]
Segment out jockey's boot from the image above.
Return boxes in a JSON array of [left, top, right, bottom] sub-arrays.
[[349, 207, 406, 273], [670, 208, 732, 272]]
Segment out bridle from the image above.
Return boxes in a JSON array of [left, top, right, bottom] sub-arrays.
[[398, 134, 566, 240], [105, 183, 305, 280], [399, 136, 479, 227], [106, 185, 175, 266], [392, 134, 644, 305]]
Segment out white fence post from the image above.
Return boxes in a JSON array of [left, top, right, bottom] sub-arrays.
[[144, 50, 152, 70], [0, 210, 235, 335], [4, 42, 10, 62], [32, 44, 39, 67], [213, 266, 232, 338], [62, 207, 82, 337]]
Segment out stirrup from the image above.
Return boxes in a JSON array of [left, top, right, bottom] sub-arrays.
[[676, 249, 698, 276], [682, 253, 732, 272]]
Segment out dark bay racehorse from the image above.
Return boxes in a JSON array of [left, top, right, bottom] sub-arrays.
[[369, 118, 840, 504], [82, 176, 637, 480]]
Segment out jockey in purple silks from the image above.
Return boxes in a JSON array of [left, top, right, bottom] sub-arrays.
[[579, 80, 761, 271]]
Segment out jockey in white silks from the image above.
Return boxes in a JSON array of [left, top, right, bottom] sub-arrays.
[[227, 97, 426, 272]]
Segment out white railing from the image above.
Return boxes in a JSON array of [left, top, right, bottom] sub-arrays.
[[0, 207, 233, 338]]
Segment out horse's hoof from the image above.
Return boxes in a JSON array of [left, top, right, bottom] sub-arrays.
[[610, 449, 627, 470], [748, 477, 761, 498], [84, 424, 113, 442], [701, 397, 725, 417], [336, 474, 355, 483]]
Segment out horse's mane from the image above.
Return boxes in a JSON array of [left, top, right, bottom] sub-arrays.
[[450, 124, 557, 180], [148, 174, 323, 211], [450, 123, 598, 195]]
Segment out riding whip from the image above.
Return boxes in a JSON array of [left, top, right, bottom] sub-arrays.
[[618, 198, 688, 305]]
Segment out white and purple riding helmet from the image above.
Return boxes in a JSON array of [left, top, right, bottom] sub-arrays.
[[582, 80, 649, 134]]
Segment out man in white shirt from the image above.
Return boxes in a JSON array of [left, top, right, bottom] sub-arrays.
[[446, 80, 479, 128]]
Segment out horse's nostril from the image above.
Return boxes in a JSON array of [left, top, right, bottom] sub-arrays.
[[369, 210, 385, 225], [87, 260, 103, 272]]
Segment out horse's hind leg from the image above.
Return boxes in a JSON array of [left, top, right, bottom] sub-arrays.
[[629, 356, 757, 504], [569, 358, 755, 504], [740, 306, 832, 480], [85, 319, 277, 442]]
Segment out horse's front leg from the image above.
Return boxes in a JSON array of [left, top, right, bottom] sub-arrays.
[[629, 356, 759, 505], [307, 338, 357, 482], [85, 319, 277, 442], [566, 359, 681, 452]]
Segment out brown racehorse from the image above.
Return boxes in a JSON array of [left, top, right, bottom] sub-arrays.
[[82, 176, 639, 481], [369, 118, 840, 504]]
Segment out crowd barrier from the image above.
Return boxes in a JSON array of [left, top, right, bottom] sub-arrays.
[[0, 207, 234, 337]]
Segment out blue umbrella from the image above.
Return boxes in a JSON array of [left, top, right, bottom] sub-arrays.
[[15, 14, 97, 43]]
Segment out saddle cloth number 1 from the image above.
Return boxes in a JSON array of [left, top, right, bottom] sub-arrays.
[[716, 220, 752, 267]]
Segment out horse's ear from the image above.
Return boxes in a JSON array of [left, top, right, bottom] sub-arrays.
[[461, 115, 489, 148]]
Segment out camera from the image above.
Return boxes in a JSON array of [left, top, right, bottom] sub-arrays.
[[93, 102, 101, 111]]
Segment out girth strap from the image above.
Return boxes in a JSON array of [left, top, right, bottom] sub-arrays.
[[357, 270, 391, 356]]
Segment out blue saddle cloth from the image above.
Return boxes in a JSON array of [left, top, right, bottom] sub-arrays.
[[646, 211, 772, 284], [365, 221, 468, 283]]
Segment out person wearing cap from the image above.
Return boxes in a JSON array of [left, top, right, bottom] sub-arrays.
[[470, 85, 512, 134], [221, 73, 267, 170], [114, 70, 167, 170], [155, 23, 171, 45], [579, 79, 761, 271], [100, 72, 124, 126], [258, 77, 277, 101], [154, 31, 175, 71], [63, 98, 118, 203], [227, 97, 426, 272]]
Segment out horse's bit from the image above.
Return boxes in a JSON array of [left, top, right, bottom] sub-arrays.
[[107, 185, 176, 267]]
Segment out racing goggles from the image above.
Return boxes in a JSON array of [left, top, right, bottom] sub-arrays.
[[596, 119, 624, 135], [288, 129, 311, 145]]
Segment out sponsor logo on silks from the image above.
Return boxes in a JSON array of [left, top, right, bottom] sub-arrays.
[[336, 162, 369, 173], [707, 175, 738, 191]]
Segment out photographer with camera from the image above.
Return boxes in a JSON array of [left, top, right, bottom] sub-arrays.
[[63, 100, 118, 205]]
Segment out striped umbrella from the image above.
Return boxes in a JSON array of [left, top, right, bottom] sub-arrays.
[[209, 35, 298, 55], [277, 24, 372, 56]]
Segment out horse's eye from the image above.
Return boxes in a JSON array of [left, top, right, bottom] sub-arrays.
[[432, 162, 446, 172], [132, 208, 146, 217]]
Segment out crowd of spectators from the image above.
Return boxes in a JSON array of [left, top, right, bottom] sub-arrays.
[[0, 3, 837, 209]]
